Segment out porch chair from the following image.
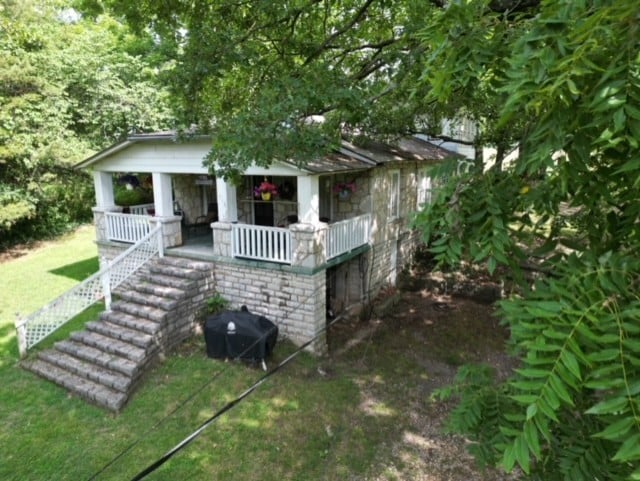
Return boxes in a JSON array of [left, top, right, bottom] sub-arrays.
[[186, 202, 218, 237]]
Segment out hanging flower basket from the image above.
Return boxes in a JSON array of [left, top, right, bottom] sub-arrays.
[[333, 181, 356, 200], [254, 180, 278, 200]]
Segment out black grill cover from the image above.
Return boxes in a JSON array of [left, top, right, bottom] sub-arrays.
[[204, 307, 278, 361]]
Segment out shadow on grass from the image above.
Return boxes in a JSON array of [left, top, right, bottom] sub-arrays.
[[49, 256, 99, 282]]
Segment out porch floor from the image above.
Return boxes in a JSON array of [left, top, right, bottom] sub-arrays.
[[167, 232, 215, 260]]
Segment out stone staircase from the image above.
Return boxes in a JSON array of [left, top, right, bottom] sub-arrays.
[[23, 256, 215, 412]]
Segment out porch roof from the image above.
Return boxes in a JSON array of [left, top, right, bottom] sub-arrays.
[[76, 131, 458, 175]]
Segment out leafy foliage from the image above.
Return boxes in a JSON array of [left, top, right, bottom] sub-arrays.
[[0, 1, 173, 247], [91, 0, 454, 180], [415, 1, 640, 479]]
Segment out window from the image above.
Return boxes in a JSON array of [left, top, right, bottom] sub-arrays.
[[389, 170, 400, 218], [417, 168, 433, 208]]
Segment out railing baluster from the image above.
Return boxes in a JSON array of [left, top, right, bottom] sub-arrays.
[[15, 225, 163, 357], [326, 213, 371, 260], [230, 224, 292, 264], [105, 213, 151, 243]]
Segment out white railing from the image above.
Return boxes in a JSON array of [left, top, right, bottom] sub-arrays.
[[129, 203, 155, 215], [15, 225, 164, 357], [106, 212, 151, 243], [326, 213, 371, 260], [231, 224, 292, 264]]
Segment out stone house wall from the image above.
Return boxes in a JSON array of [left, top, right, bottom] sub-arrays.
[[95, 241, 328, 353], [329, 162, 424, 313], [173, 174, 216, 224]]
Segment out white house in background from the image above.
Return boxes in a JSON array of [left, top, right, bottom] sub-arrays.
[[77, 132, 456, 350]]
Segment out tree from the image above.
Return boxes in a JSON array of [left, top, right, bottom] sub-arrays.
[[88, 0, 640, 479], [415, 1, 640, 480], [0, 0, 173, 246], [90, 0, 471, 180]]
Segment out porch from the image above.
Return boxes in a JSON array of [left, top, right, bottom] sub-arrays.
[[100, 210, 371, 268]]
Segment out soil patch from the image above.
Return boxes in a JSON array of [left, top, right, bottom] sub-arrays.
[[327, 287, 519, 481]]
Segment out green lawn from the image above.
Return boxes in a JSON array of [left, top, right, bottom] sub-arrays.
[[0, 225, 505, 481]]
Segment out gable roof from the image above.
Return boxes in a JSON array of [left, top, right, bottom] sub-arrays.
[[76, 131, 458, 174]]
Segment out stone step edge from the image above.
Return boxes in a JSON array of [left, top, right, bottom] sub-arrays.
[[24, 359, 127, 412], [85, 321, 156, 349], [69, 331, 148, 362], [55, 339, 140, 377], [99, 311, 162, 335], [38, 350, 132, 393]]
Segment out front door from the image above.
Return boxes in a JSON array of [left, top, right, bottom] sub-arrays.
[[254, 201, 274, 226]]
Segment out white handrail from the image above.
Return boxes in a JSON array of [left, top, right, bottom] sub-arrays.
[[106, 212, 151, 243], [326, 213, 371, 260], [231, 224, 292, 264], [128, 203, 155, 215], [15, 225, 163, 357]]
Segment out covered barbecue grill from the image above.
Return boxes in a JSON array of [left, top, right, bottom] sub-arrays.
[[204, 306, 278, 365]]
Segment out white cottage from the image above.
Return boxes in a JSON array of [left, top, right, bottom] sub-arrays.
[[18, 132, 455, 410]]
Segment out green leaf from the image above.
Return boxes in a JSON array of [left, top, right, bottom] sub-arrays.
[[523, 420, 541, 459], [514, 434, 531, 474], [585, 396, 628, 415], [487, 256, 497, 274], [511, 394, 539, 405], [537, 397, 559, 422], [548, 373, 574, 406], [593, 417, 635, 441], [502, 443, 516, 473], [560, 349, 582, 379], [612, 433, 640, 462]]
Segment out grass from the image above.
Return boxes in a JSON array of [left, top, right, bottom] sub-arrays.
[[0, 225, 507, 481]]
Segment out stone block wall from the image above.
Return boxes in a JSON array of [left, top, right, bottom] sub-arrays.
[[96, 241, 328, 354], [213, 262, 327, 353], [173, 174, 216, 224], [155, 261, 217, 354]]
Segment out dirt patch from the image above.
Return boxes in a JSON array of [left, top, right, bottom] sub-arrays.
[[327, 287, 519, 481], [0, 241, 42, 263]]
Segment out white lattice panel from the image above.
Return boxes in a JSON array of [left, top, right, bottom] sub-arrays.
[[16, 226, 162, 355]]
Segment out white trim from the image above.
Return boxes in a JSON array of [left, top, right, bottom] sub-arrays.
[[389, 169, 401, 219], [417, 167, 433, 208]]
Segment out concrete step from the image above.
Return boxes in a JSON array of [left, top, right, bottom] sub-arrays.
[[69, 331, 148, 363], [85, 321, 155, 349], [38, 350, 132, 393], [148, 263, 204, 281], [100, 310, 162, 335], [158, 256, 214, 272], [131, 281, 185, 300], [118, 290, 178, 311], [55, 340, 139, 377], [24, 359, 128, 412], [110, 301, 167, 323], [141, 272, 194, 290]]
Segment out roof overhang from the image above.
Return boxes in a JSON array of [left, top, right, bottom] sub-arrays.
[[76, 131, 457, 176]]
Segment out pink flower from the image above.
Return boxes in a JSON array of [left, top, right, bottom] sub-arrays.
[[333, 181, 356, 194], [254, 181, 279, 197]]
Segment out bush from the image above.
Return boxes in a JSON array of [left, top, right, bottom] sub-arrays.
[[114, 186, 153, 206], [206, 293, 229, 315]]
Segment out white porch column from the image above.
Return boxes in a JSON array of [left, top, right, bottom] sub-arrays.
[[93, 171, 115, 207], [152, 172, 174, 217], [216, 176, 238, 223], [297, 175, 320, 224]]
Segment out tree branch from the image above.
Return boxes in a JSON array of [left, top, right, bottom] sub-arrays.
[[303, 0, 377, 66]]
